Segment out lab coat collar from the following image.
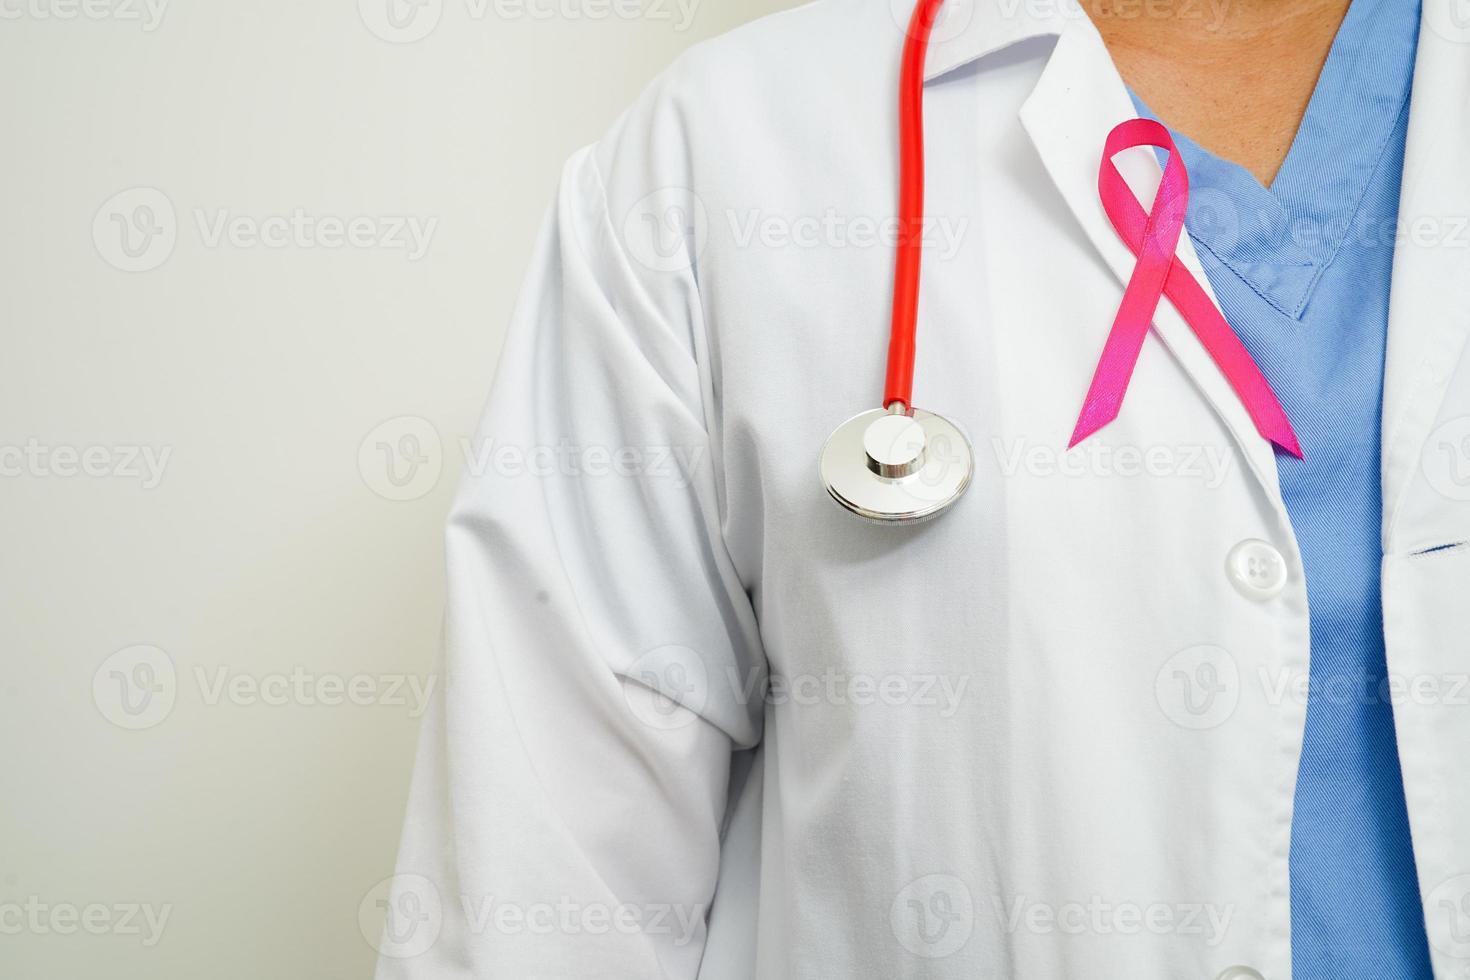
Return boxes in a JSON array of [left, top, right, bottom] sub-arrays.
[[920, 0, 1077, 81], [1380, 5, 1470, 550], [1014, 14, 1290, 517]]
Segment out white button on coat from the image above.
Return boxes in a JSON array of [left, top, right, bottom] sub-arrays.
[[375, 0, 1470, 978], [1215, 968, 1267, 980], [1226, 539, 1289, 600]]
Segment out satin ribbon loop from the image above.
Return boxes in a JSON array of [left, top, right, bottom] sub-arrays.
[[1070, 119, 1303, 460]]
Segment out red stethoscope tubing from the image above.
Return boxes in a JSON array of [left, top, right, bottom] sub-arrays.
[[883, 0, 946, 411]]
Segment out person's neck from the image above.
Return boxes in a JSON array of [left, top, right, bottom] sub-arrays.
[[1085, 0, 1353, 186]]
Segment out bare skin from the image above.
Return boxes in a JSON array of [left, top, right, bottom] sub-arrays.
[[1085, 0, 1353, 187]]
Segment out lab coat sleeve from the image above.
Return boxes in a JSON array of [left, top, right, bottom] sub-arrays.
[[373, 139, 766, 980]]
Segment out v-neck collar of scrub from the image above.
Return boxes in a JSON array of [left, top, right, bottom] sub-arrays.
[[1131, 0, 1421, 322]]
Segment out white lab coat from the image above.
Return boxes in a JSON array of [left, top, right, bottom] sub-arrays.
[[375, 0, 1470, 977]]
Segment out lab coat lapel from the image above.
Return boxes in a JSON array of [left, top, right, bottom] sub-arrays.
[[1016, 15, 1287, 505], [1380, 8, 1470, 543], [920, 0, 1072, 80]]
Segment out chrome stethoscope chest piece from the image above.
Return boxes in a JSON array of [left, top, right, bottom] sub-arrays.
[[819, 407, 974, 524]]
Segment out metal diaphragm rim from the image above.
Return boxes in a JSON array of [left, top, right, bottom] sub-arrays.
[[819, 407, 974, 524]]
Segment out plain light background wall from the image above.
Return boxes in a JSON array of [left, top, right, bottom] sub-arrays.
[[0, 0, 793, 975]]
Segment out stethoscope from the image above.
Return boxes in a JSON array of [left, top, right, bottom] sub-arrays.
[[819, 0, 974, 525]]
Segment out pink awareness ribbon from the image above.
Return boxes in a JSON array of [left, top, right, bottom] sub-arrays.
[[1069, 118, 1303, 459]]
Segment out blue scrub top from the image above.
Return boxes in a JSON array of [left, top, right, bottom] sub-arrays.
[[1131, 0, 1429, 975]]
